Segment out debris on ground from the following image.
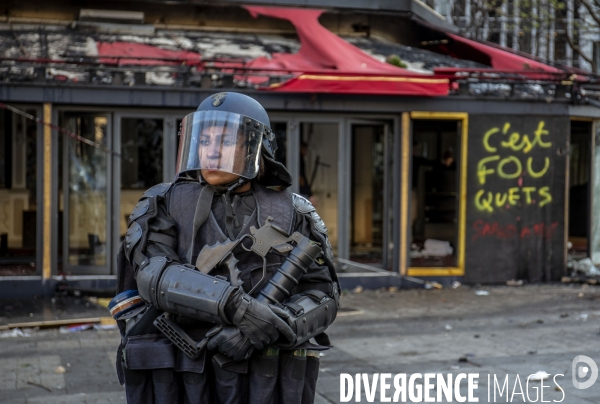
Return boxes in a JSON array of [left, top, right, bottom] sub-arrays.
[[352, 286, 364, 294], [54, 365, 66, 374], [445, 324, 453, 331], [506, 279, 524, 286], [93, 323, 118, 331], [474, 290, 490, 296], [424, 282, 443, 290], [59, 323, 94, 333], [563, 256, 600, 285], [0, 327, 33, 338], [574, 258, 600, 276], [27, 381, 52, 392], [528, 371, 550, 381], [452, 281, 461, 289]]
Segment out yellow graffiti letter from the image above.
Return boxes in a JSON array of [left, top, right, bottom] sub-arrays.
[[522, 187, 536, 204], [538, 186, 552, 207], [477, 155, 500, 185], [497, 156, 522, 179], [495, 192, 508, 207], [533, 121, 552, 149], [508, 187, 521, 205], [527, 157, 550, 178], [475, 190, 494, 213], [483, 127, 499, 153]]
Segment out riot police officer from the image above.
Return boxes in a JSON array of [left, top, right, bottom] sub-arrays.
[[112, 92, 339, 404]]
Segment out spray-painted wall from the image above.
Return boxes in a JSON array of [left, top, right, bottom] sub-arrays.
[[465, 115, 568, 283]]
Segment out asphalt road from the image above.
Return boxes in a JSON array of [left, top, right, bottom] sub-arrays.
[[0, 283, 598, 403]]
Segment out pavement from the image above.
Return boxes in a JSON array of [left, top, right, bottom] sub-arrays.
[[0, 283, 599, 403]]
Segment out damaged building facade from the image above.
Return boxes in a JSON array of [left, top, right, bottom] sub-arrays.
[[0, 0, 599, 295]]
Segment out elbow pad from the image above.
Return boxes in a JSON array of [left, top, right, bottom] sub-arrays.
[[277, 288, 339, 349], [136, 256, 235, 324]]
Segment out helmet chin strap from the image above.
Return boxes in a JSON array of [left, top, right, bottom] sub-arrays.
[[198, 174, 249, 194]]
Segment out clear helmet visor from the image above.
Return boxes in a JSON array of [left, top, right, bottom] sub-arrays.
[[176, 110, 265, 179]]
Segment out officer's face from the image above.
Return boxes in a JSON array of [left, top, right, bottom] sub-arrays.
[[198, 125, 246, 185]]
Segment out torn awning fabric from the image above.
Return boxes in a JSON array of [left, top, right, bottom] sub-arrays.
[[244, 6, 450, 96]]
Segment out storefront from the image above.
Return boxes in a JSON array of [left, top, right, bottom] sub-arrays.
[[1, 2, 599, 295]]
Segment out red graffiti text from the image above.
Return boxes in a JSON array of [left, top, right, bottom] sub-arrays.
[[472, 220, 559, 241]]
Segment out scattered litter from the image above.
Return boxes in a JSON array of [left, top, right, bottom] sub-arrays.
[[528, 371, 550, 381], [319, 368, 331, 372], [560, 313, 569, 318], [59, 323, 94, 333], [574, 258, 600, 276], [506, 279, 524, 286], [562, 275, 599, 285], [578, 292, 585, 298], [27, 381, 52, 392], [528, 350, 537, 355], [450, 365, 460, 370], [536, 319, 544, 324], [0, 328, 32, 338], [474, 290, 489, 296], [352, 286, 364, 294], [388, 286, 399, 293], [445, 324, 453, 331], [458, 355, 481, 367], [555, 385, 563, 392], [319, 352, 326, 357], [54, 366, 66, 374], [93, 324, 118, 331], [580, 313, 589, 321], [452, 281, 461, 289], [424, 282, 443, 290]]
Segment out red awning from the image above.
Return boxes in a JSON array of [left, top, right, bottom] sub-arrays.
[[244, 6, 449, 96], [443, 33, 559, 73], [269, 73, 449, 96]]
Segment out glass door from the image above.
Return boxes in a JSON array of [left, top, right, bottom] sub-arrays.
[[62, 113, 111, 274], [112, 113, 181, 273], [349, 121, 393, 268]]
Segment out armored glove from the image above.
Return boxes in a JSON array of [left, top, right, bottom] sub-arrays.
[[207, 326, 255, 361], [224, 289, 295, 350]]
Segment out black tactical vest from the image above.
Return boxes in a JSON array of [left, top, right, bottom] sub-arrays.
[[166, 180, 295, 294]]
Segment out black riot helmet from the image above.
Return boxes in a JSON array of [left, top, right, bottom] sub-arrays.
[[176, 92, 292, 189]]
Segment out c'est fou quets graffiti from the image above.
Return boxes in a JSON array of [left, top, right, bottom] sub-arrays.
[[475, 120, 553, 213]]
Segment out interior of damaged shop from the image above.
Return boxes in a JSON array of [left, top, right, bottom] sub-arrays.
[[1, 0, 600, 294]]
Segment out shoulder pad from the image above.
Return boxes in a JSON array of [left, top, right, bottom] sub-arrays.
[[142, 182, 172, 198], [124, 221, 143, 262], [292, 193, 315, 214], [128, 198, 150, 223], [292, 193, 327, 235]]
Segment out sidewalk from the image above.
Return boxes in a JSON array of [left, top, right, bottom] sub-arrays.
[[0, 284, 598, 403]]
